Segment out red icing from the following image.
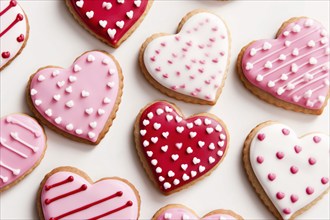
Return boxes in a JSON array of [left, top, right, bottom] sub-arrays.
[[313, 136, 321, 143], [290, 166, 299, 174], [49, 191, 126, 220], [68, 0, 149, 46], [276, 192, 285, 200], [138, 101, 228, 193], [16, 34, 24, 42], [45, 176, 74, 191], [1, 52, 10, 59], [88, 200, 133, 220], [256, 156, 264, 164], [306, 186, 314, 195], [45, 184, 87, 205], [0, 0, 17, 16], [268, 173, 276, 181], [0, 13, 24, 38], [276, 151, 284, 159], [290, 194, 299, 203], [257, 133, 265, 141]]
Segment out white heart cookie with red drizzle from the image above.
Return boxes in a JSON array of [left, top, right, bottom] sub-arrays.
[[38, 166, 140, 220], [243, 121, 329, 220], [139, 10, 231, 105], [27, 51, 123, 145], [65, 0, 153, 48], [0, 0, 29, 71], [152, 204, 243, 220], [237, 17, 329, 115], [134, 101, 229, 195], [0, 114, 46, 192]]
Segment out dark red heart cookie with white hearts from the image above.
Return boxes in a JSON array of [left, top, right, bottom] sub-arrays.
[[134, 101, 229, 195], [65, 0, 153, 48]]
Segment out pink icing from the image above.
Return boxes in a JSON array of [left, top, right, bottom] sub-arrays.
[[41, 171, 139, 219], [242, 18, 329, 110], [156, 208, 237, 220], [29, 51, 120, 143], [0, 114, 46, 189]]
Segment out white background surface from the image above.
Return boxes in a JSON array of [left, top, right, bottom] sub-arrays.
[[1, 0, 329, 219]]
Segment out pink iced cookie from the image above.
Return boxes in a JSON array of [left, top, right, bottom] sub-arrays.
[[152, 204, 243, 220], [243, 121, 329, 219], [27, 50, 123, 145], [0, 0, 29, 71], [238, 17, 329, 115], [139, 10, 231, 105], [38, 167, 140, 220], [0, 114, 46, 192]]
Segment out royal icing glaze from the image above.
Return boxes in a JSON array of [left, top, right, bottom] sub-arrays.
[[156, 208, 237, 220], [137, 101, 228, 193], [0, 0, 28, 69], [67, 0, 150, 46], [0, 114, 46, 190], [143, 12, 230, 103], [29, 51, 121, 143], [40, 170, 139, 219], [242, 18, 330, 110], [249, 123, 329, 219]]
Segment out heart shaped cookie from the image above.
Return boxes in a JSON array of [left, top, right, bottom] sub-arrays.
[[27, 50, 123, 145], [134, 101, 229, 195], [0, 0, 29, 71], [65, 0, 153, 48], [38, 166, 140, 220], [139, 10, 231, 105], [237, 17, 330, 115], [0, 114, 46, 192], [152, 204, 243, 220], [243, 121, 329, 219]]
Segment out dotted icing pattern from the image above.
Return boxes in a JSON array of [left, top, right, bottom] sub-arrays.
[[242, 18, 330, 110], [0, 114, 46, 189], [138, 101, 228, 193], [143, 12, 230, 102], [156, 208, 237, 220], [29, 51, 120, 143], [68, 0, 149, 46], [0, 0, 27, 69], [41, 171, 139, 219], [250, 123, 329, 219]]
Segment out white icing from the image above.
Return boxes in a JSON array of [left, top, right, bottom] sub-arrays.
[[143, 12, 229, 101], [250, 123, 329, 219]]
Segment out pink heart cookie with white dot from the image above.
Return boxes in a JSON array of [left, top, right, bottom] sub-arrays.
[[238, 17, 329, 115], [134, 101, 229, 195], [27, 50, 123, 145], [65, 0, 153, 48], [139, 10, 230, 105], [243, 121, 329, 219], [38, 166, 140, 220], [1, 114, 46, 192], [152, 204, 243, 220], [0, 0, 29, 71]]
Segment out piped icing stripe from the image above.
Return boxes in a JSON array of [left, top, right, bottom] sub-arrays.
[[242, 18, 329, 109]]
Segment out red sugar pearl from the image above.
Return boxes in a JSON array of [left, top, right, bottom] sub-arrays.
[[308, 157, 316, 165], [321, 177, 329, 185], [268, 173, 276, 181], [306, 187, 314, 195], [290, 194, 299, 203], [276, 192, 285, 200], [276, 151, 285, 160], [290, 166, 299, 174], [283, 208, 291, 215], [257, 133, 265, 141], [256, 156, 264, 164]]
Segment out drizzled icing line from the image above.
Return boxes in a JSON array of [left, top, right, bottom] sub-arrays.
[[241, 17, 329, 111]]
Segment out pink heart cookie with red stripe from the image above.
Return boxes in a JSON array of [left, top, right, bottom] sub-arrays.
[[134, 101, 229, 195], [243, 121, 329, 220], [0, 0, 29, 71], [152, 204, 243, 220], [38, 167, 140, 220], [139, 10, 230, 105], [65, 0, 153, 48], [238, 17, 329, 115], [27, 51, 123, 145], [1, 114, 46, 192]]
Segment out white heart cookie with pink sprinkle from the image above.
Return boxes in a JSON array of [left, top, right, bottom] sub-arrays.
[[243, 121, 329, 220], [139, 10, 230, 105], [27, 51, 123, 145]]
